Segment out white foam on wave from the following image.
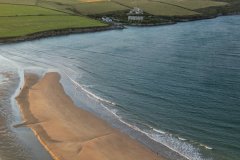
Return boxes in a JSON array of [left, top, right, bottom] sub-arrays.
[[200, 144, 213, 150], [63, 71, 116, 106], [62, 71, 206, 160], [151, 133, 203, 160], [153, 128, 166, 135], [99, 103, 204, 160], [178, 137, 187, 141]]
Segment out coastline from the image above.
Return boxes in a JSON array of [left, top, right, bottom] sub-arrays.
[[0, 25, 124, 44], [15, 72, 165, 160], [0, 13, 238, 44], [125, 12, 240, 27], [1, 15, 238, 160]]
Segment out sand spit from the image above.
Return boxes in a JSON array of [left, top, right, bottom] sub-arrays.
[[15, 72, 165, 160]]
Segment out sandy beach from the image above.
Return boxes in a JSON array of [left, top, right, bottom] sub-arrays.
[[15, 72, 165, 160]]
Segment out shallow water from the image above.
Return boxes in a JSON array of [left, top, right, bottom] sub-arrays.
[[0, 59, 52, 160], [0, 15, 240, 160]]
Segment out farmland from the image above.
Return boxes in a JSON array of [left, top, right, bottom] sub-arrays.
[[0, 0, 239, 41], [112, 0, 200, 16], [0, 0, 229, 16], [0, 2, 107, 39], [0, 0, 36, 5], [75, 1, 128, 15], [151, 0, 227, 10], [39, 0, 228, 16], [0, 16, 106, 37], [0, 4, 67, 16]]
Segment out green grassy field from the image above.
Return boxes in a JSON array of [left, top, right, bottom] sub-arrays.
[[113, 0, 199, 16], [0, 3, 107, 38], [0, 0, 36, 5], [0, 0, 237, 39], [0, 0, 231, 16], [36, 0, 77, 14], [140, 2, 198, 16], [75, 1, 128, 15], [112, 0, 228, 16], [39, 0, 80, 4], [152, 0, 227, 10], [0, 16, 106, 37], [0, 4, 67, 16]]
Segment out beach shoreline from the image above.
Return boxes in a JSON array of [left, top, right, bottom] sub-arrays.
[[15, 72, 166, 160]]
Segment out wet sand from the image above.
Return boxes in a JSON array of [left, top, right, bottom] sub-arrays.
[[15, 72, 165, 160]]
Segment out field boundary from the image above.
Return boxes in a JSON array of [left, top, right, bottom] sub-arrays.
[[149, 0, 199, 12]]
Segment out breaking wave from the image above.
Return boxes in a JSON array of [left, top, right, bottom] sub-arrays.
[[63, 72, 206, 160], [63, 71, 116, 106]]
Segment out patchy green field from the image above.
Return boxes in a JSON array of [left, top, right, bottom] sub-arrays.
[[40, 0, 79, 4], [0, 4, 67, 16], [0, 0, 36, 5], [0, 16, 106, 37], [0, 0, 237, 39], [0, 0, 230, 16], [37, 0, 128, 15], [113, 0, 199, 16], [0, 3, 107, 38], [75, 1, 128, 15], [153, 0, 227, 10], [36, 0, 76, 14]]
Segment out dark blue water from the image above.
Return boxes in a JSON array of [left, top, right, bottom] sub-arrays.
[[0, 15, 240, 160]]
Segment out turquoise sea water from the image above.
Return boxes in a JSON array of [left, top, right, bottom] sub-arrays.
[[0, 15, 239, 160]]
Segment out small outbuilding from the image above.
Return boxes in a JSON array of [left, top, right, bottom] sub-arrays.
[[101, 17, 113, 23], [128, 16, 144, 21]]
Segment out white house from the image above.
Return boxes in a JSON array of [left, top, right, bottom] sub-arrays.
[[128, 16, 144, 21], [128, 7, 144, 15], [128, 7, 144, 21]]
